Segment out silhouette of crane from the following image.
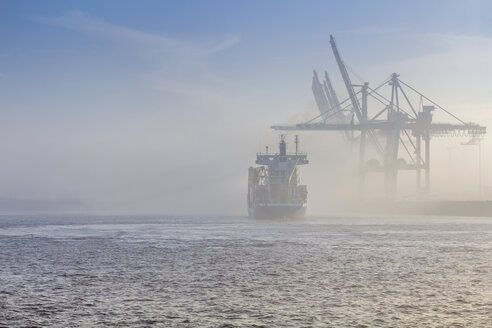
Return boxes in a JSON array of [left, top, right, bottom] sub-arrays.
[[272, 35, 486, 201]]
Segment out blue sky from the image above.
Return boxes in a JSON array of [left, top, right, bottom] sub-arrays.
[[1, 1, 492, 214]]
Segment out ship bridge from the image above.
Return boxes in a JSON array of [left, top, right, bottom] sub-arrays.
[[256, 135, 309, 166]]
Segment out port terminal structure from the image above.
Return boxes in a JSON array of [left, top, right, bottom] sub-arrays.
[[272, 35, 486, 201]]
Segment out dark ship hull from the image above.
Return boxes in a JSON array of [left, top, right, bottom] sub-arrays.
[[248, 203, 306, 219]]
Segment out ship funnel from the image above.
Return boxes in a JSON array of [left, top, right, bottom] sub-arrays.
[[279, 135, 286, 155]]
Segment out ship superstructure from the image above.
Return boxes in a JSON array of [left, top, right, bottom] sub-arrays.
[[248, 136, 308, 219]]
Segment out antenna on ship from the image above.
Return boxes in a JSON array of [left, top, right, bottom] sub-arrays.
[[295, 135, 299, 155]]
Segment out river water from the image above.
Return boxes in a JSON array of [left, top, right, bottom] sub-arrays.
[[0, 215, 491, 327]]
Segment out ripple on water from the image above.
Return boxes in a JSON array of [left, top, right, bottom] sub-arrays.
[[0, 215, 491, 327]]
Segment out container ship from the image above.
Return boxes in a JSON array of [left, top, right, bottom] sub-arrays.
[[248, 136, 309, 219]]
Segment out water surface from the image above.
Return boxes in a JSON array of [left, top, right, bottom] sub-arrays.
[[1, 215, 491, 327]]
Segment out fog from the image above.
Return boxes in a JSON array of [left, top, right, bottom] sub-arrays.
[[1, 2, 492, 215]]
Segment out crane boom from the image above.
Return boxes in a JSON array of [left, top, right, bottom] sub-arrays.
[[311, 70, 330, 122], [323, 71, 341, 115], [330, 35, 383, 153], [330, 35, 362, 122], [323, 71, 353, 141], [321, 80, 335, 113]]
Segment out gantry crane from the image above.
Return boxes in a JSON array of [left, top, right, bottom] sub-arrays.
[[272, 35, 486, 201]]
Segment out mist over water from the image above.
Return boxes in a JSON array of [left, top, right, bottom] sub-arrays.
[[1, 215, 491, 327], [2, 2, 492, 215], [2, 2, 492, 327]]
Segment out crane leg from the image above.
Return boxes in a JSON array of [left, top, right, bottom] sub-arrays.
[[416, 135, 422, 195], [359, 130, 366, 201], [425, 133, 430, 194]]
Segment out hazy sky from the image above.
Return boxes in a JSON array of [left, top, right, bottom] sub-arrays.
[[1, 0, 492, 214]]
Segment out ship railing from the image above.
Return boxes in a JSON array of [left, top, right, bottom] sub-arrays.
[[256, 152, 307, 156]]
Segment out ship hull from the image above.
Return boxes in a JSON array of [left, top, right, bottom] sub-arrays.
[[249, 203, 306, 219]]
